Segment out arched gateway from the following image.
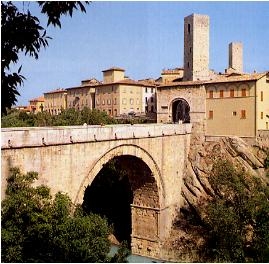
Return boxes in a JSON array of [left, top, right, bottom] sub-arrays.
[[172, 98, 190, 123]]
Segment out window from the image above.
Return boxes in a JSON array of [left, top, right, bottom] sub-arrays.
[[122, 98, 126, 105], [107, 99, 111, 105], [241, 110, 246, 119], [188, 23, 190, 34], [130, 99, 134, 105], [209, 110, 213, 119], [190, 47, 192, 53], [232, 111, 237, 116], [220, 90, 224, 98], [151, 88, 154, 93], [261, 112, 264, 119], [108, 109, 111, 115], [241, 89, 246, 97], [261, 91, 264, 102], [209, 90, 213, 99], [102, 100, 105, 105], [151, 97, 154, 103], [145, 87, 148, 93], [230, 89, 234, 97]]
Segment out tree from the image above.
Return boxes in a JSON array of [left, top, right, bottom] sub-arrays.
[[1, 1, 90, 115], [1, 167, 129, 262], [202, 160, 269, 262]]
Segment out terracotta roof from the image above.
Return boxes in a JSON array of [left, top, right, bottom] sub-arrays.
[[158, 72, 267, 88], [44, 88, 67, 94], [99, 78, 156, 87], [102, 67, 125, 72], [204, 72, 266, 84], [29, 96, 44, 102]]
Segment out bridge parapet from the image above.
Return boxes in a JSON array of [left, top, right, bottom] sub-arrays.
[[1, 123, 192, 149]]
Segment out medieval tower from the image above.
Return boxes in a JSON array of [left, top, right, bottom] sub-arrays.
[[228, 42, 243, 73], [183, 14, 210, 81]]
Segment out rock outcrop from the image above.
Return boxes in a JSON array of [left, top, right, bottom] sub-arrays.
[[161, 133, 269, 262]]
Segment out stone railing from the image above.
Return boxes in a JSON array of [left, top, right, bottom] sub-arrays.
[[1, 123, 192, 149]]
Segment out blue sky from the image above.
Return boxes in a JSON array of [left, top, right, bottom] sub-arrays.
[[11, 1, 269, 106]]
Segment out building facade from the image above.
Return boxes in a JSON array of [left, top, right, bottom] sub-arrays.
[[66, 79, 97, 111], [94, 67, 156, 117], [29, 96, 45, 114], [44, 89, 67, 115]]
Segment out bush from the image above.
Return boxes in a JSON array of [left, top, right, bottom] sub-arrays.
[[1, 167, 129, 262], [202, 160, 269, 262]]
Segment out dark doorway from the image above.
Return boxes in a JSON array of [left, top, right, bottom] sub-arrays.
[[172, 99, 190, 123], [82, 158, 133, 247]]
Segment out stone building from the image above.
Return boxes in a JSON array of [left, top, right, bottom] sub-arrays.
[[29, 96, 45, 114], [66, 78, 97, 111], [44, 88, 67, 115], [94, 67, 156, 117], [157, 13, 269, 137]]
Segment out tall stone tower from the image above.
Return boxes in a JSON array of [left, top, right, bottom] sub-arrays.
[[229, 42, 243, 73], [183, 14, 210, 81]]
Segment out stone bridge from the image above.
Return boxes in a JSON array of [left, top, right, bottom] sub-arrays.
[[1, 123, 192, 258]]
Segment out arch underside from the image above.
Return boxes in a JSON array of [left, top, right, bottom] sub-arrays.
[[171, 98, 190, 123], [75, 144, 165, 244]]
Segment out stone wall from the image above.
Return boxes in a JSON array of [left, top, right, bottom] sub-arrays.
[[157, 84, 206, 134]]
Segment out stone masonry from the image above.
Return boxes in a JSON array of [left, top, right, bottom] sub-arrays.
[[1, 123, 191, 259]]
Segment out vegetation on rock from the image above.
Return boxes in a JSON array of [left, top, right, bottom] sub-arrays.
[[201, 159, 269, 262]]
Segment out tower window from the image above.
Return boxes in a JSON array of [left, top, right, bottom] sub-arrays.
[[261, 91, 264, 101], [187, 62, 190, 68], [188, 23, 191, 34], [241, 110, 246, 119], [209, 110, 213, 119]]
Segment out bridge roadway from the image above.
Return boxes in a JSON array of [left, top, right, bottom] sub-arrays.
[[1, 123, 192, 259]]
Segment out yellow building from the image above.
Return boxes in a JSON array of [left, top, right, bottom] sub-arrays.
[[44, 89, 67, 115], [205, 72, 269, 137], [29, 96, 45, 114], [95, 67, 156, 117], [66, 78, 97, 111]]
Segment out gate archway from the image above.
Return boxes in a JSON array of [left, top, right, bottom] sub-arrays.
[[172, 98, 190, 123]]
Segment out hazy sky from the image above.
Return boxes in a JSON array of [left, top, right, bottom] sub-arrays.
[[11, 1, 269, 106]]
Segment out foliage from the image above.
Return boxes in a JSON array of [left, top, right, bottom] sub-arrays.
[[1, 1, 89, 115], [1, 107, 117, 127], [202, 160, 269, 262], [1, 167, 129, 262]]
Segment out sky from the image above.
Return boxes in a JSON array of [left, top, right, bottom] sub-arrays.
[[9, 1, 269, 106]]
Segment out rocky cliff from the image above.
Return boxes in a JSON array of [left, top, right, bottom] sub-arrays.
[[161, 133, 269, 262]]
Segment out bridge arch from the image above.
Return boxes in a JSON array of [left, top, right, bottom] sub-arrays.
[[75, 144, 165, 249], [170, 98, 190, 123], [75, 144, 165, 206]]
